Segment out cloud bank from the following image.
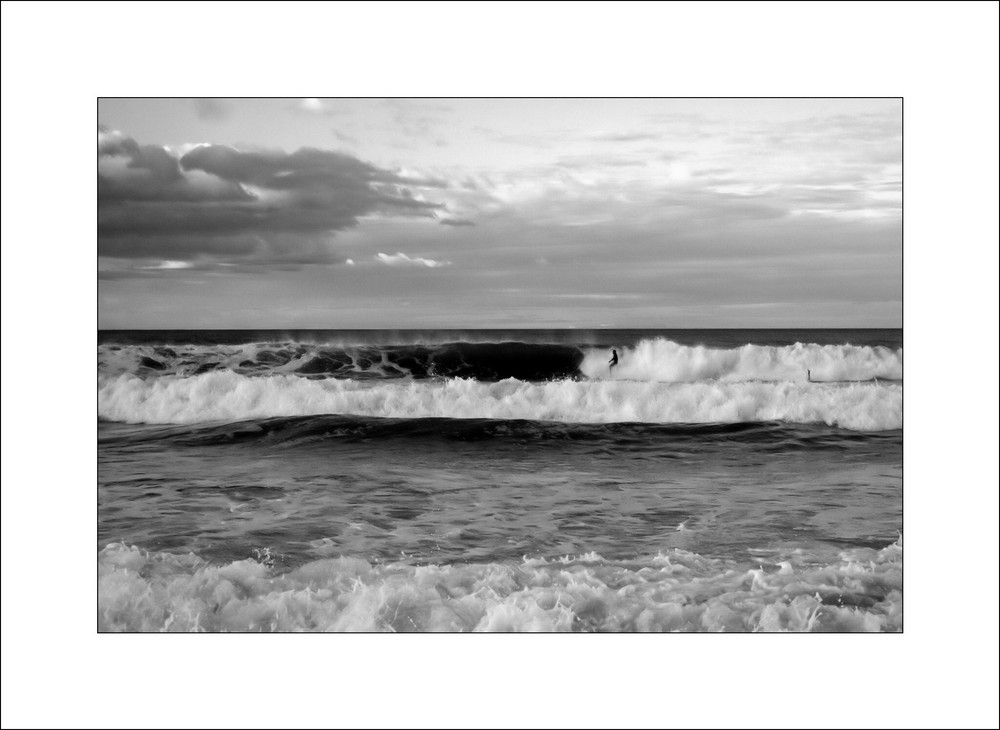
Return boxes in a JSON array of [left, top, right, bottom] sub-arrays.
[[98, 129, 448, 268]]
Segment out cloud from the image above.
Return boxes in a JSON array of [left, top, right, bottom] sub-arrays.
[[555, 155, 649, 170], [290, 98, 341, 116], [193, 98, 233, 121], [98, 127, 135, 156], [591, 131, 662, 143], [437, 217, 475, 227], [332, 129, 358, 145], [138, 260, 193, 270], [383, 99, 452, 140], [99, 127, 249, 204], [547, 293, 644, 300], [376, 252, 451, 268], [99, 130, 446, 264]]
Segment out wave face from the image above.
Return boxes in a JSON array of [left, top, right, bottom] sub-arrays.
[[98, 370, 901, 430], [99, 539, 902, 632], [97, 336, 902, 431], [98, 338, 902, 384], [98, 341, 584, 381]]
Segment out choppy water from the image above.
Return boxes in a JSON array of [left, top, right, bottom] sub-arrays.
[[98, 329, 903, 631]]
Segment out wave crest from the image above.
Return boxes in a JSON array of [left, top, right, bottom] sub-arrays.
[[582, 340, 902, 382], [99, 338, 902, 385], [98, 371, 902, 430]]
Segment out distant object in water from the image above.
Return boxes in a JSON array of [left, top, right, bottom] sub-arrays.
[[807, 367, 885, 386]]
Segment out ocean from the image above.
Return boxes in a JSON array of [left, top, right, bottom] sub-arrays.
[[97, 328, 903, 632]]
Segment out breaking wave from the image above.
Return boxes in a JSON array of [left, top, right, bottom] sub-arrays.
[[98, 338, 902, 384], [581, 339, 902, 382], [98, 370, 901, 430]]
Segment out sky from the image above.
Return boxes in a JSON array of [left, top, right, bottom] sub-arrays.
[[98, 97, 902, 329]]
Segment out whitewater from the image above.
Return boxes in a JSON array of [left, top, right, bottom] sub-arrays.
[[99, 371, 900, 431]]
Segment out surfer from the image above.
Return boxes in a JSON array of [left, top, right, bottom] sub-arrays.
[[807, 369, 811, 382], [609, 348, 619, 376]]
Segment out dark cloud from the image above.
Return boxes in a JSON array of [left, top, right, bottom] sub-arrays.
[[438, 218, 475, 227], [99, 128, 248, 204], [98, 231, 262, 259], [97, 127, 136, 156], [180, 145, 379, 188], [98, 131, 445, 263]]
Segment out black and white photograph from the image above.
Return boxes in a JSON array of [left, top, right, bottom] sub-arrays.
[[2, 2, 998, 729], [95, 96, 904, 633]]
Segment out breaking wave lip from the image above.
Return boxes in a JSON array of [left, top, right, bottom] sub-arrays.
[[98, 538, 902, 632], [98, 338, 903, 384], [98, 371, 903, 431], [581, 339, 902, 383]]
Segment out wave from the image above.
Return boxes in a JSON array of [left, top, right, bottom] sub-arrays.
[[581, 340, 902, 382], [98, 538, 902, 632], [99, 341, 583, 381], [98, 338, 902, 384], [98, 371, 902, 430], [100, 416, 902, 454]]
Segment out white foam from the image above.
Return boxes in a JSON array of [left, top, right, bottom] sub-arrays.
[[98, 539, 902, 632], [582, 339, 902, 382], [98, 371, 902, 430]]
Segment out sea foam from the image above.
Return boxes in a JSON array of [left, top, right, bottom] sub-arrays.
[[98, 539, 902, 632]]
